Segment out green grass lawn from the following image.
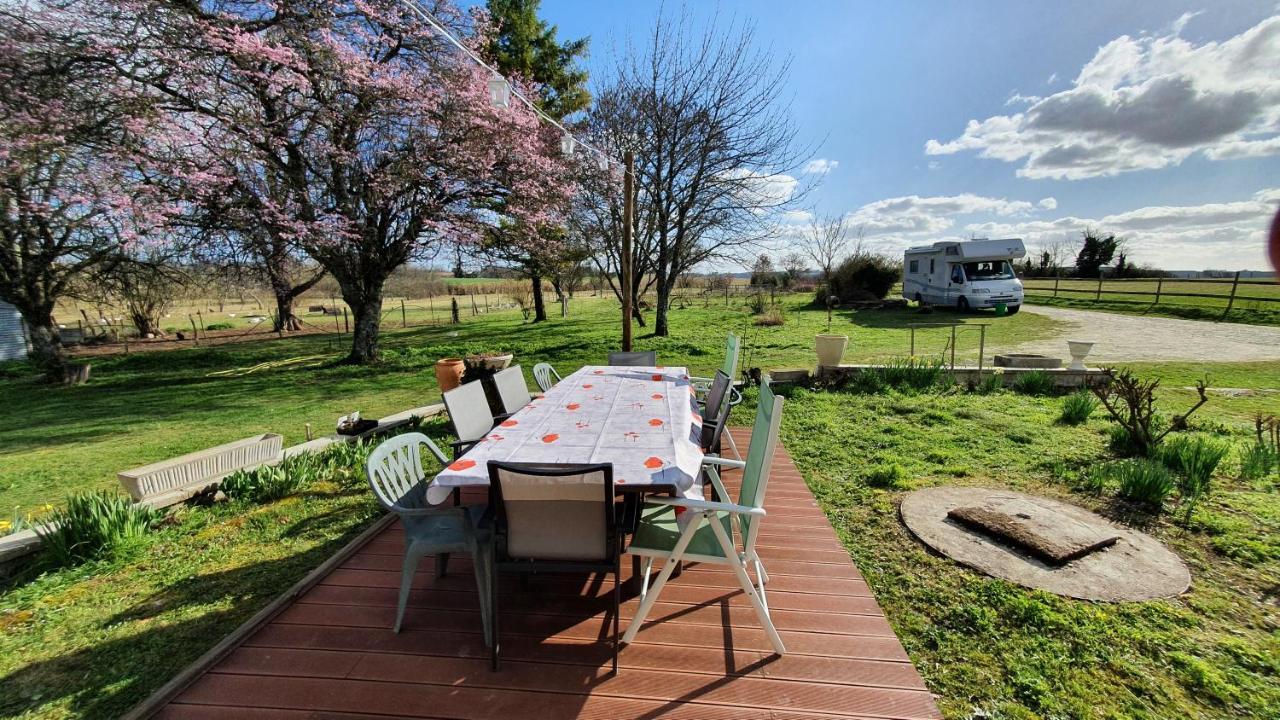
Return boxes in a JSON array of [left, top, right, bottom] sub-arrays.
[[1, 295, 1277, 719], [1023, 288, 1280, 326]]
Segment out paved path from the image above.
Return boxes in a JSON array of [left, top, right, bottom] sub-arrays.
[[1011, 305, 1280, 363]]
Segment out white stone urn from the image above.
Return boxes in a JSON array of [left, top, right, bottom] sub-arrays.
[[815, 334, 849, 368], [1066, 340, 1095, 370]]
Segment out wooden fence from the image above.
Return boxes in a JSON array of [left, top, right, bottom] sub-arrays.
[[1022, 272, 1280, 314]]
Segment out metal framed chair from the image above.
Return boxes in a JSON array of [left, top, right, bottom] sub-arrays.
[[700, 370, 734, 454], [366, 433, 493, 646], [532, 362, 561, 392], [691, 333, 743, 459], [493, 365, 532, 416], [623, 380, 786, 655], [486, 461, 622, 674], [607, 350, 657, 366], [442, 381, 495, 459]]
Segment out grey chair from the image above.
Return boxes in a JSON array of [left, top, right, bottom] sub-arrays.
[[532, 362, 561, 392], [493, 365, 532, 416], [486, 461, 621, 674], [366, 433, 493, 645], [699, 370, 734, 499], [442, 381, 496, 458], [608, 350, 657, 366]]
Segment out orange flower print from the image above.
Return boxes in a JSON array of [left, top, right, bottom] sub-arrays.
[[651, 393, 664, 400], [542, 433, 559, 443], [651, 374, 663, 381], [448, 459, 476, 471], [644, 456, 664, 469], [593, 370, 604, 375], [500, 419, 518, 428], [583, 383, 594, 389], [649, 418, 664, 427], [566, 403, 581, 410]]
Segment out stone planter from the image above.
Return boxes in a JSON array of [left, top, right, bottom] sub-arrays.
[[466, 353, 513, 371], [994, 354, 1063, 369], [118, 433, 283, 505], [1066, 340, 1095, 371], [815, 334, 848, 368], [434, 357, 465, 392]]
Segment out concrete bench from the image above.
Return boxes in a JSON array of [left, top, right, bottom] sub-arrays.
[[118, 433, 284, 507]]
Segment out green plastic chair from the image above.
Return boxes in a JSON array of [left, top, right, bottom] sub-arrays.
[[623, 380, 786, 654], [366, 432, 493, 645]]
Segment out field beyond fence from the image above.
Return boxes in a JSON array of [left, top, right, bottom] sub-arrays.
[[1022, 273, 1280, 323]]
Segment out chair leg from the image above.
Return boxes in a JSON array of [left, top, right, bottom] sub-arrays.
[[612, 556, 621, 676], [724, 428, 743, 461], [622, 520, 700, 644], [435, 552, 450, 579], [395, 548, 424, 634], [708, 519, 785, 655], [490, 564, 500, 671], [638, 557, 654, 602], [472, 544, 493, 648]]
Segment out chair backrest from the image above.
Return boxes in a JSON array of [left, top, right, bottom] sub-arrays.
[[367, 432, 449, 512], [721, 333, 741, 379], [608, 350, 657, 367], [488, 461, 615, 562], [493, 365, 532, 415], [701, 370, 733, 452], [532, 362, 561, 392], [442, 381, 494, 443], [738, 380, 784, 550]]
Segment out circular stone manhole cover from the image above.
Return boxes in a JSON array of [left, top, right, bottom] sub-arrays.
[[900, 487, 1190, 601]]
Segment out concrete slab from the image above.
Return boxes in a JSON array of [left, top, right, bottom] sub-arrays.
[[901, 486, 1190, 601]]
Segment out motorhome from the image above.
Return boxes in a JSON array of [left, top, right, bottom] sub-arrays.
[[902, 239, 1026, 313]]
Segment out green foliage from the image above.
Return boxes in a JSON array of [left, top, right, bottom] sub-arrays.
[[1012, 369, 1055, 396], [1157, 435, 1229, 519], [874, 356, 950, 392], [826, 253, 900, 302], [746, 292, 768, 314], [974, 372, 1003, 394], [1073, 230, 1120, 278], [221, 455, 313, 503], [204, 322, 234, 331], [1057, 390, 1098, 425], [483, 0, 590, 119], [865, 462, 907, 488], [1106, 459, 1175, 508], [1238, 442, 1278, 482], [37, 492, 163, 566]]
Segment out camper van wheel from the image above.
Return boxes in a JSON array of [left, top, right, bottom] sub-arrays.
[[913, 292, 923, 304], [956, 296, 970, 312], [1007, 304, 1020, 315]]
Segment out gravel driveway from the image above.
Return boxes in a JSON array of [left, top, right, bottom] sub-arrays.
[[1009, 305, 1280, 363]]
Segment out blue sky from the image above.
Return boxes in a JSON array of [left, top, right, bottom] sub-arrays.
[[526, 1, 1280, 271]]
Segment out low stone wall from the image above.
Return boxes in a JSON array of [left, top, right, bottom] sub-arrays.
[[772, 365, 1112, 390]]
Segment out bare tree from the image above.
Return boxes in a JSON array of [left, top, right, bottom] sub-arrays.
[[576, 10, 810, 335], [804, 214, 860, 285], [779, 252, 808, 288]]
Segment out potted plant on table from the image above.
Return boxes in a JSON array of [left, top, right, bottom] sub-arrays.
[[463, 351, 513, 418]]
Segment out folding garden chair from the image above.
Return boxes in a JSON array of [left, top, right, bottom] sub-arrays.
[[486, 461, 622, 673], [607, 350, 657, 366], [531, 362, 561, 392], [493, 365, 532, 416], [623, 380, 786, 655], [366, 433, 493, 645], [442, 381, 495, 458], [699, 370, 735, 482], [691, 333, 743, 459]]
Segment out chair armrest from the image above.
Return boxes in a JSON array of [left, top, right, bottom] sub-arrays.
[[727, 386, 743, 407], [421, 436, 450, 465], [647, 495, 765, 517], [450, 439, 480, 458], [702, 456, 745, 469]]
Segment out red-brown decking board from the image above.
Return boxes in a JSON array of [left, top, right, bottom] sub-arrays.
[[152, 430, 940, 719]]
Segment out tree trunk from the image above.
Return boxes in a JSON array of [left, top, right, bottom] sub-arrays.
[[530, 275, 547, 322], [273, 290, 302, 332], [654, 279, 672, 336], [23, 307, 66, 382], [344, 288, 384, 364]]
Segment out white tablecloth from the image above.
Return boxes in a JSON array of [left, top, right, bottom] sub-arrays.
[[433, 365, 704, 497]]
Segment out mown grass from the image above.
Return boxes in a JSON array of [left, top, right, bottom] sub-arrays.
[[769, 384, 1280, 719], [1024, 294, 1280, 326]]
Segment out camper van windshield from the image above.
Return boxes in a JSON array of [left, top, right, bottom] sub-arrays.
[[962, 261, 1014, 281]]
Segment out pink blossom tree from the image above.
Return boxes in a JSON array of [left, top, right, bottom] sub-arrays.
[[0, 2, 163, 380], [128, 0, 574, 362]]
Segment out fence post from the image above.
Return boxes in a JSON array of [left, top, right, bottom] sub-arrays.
[[333, 308, 341, 336], [978, 325, 986, 375], [342, 307, 349, 334], [1154, 277, 1163, 305], [189, 315, 199, 346], [949, 325, 957, 370], [909, 327, 915, 356], [1053, 275, 1060, 297], [451, 297, 460, 324], [1224, 271, 1241, 316], [1095, 277, 1103, 301], [724, 286, 729, 306], [401, 299, 407, 328], [196, 310, 205, 331]]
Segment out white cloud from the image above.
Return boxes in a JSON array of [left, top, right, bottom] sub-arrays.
[[964, 188, 1278, 269], [1046, 72, 1059, 85], [720, 168, 799, 210], [926, 15, 1280, 179], [1038, 197, 1058, 210], [802, 158, 839, 175]]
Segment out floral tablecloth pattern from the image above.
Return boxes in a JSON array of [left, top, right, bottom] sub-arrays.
[[433, 365, 704, 497]]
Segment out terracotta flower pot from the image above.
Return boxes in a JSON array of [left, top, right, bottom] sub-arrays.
[[434, 357, 465, 392]]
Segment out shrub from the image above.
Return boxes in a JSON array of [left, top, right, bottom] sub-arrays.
[[1107, 459, 1175, 509], [826, 252, 900, 302], [865, 462, 907, 488], [1158, 436, 1229, 519], [1058, 390, 1098, 425], [1238, 442, 1278, 482], [754, 307, 784, 326], [1012, 370, 1055, 396], [1092, 369, 1210, 458], [38, 492, 164, 565], [746, 292, 768, 314], [975, 371, 1003, 394], [875, 356, 950, 392], [204, 322, 235, 331]]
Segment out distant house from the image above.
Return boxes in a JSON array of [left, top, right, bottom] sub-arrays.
[[0, 301, 29, 361]]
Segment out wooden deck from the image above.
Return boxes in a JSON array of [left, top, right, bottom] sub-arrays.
[[150, 431, 941, 719]]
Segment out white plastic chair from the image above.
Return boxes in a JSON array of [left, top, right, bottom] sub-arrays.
[[493, 365, 532, 416], [532, 362, 561, 392], [442, 381, 495, 457], [366, 433, 493, 643], [623, 381, 786, 654]]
